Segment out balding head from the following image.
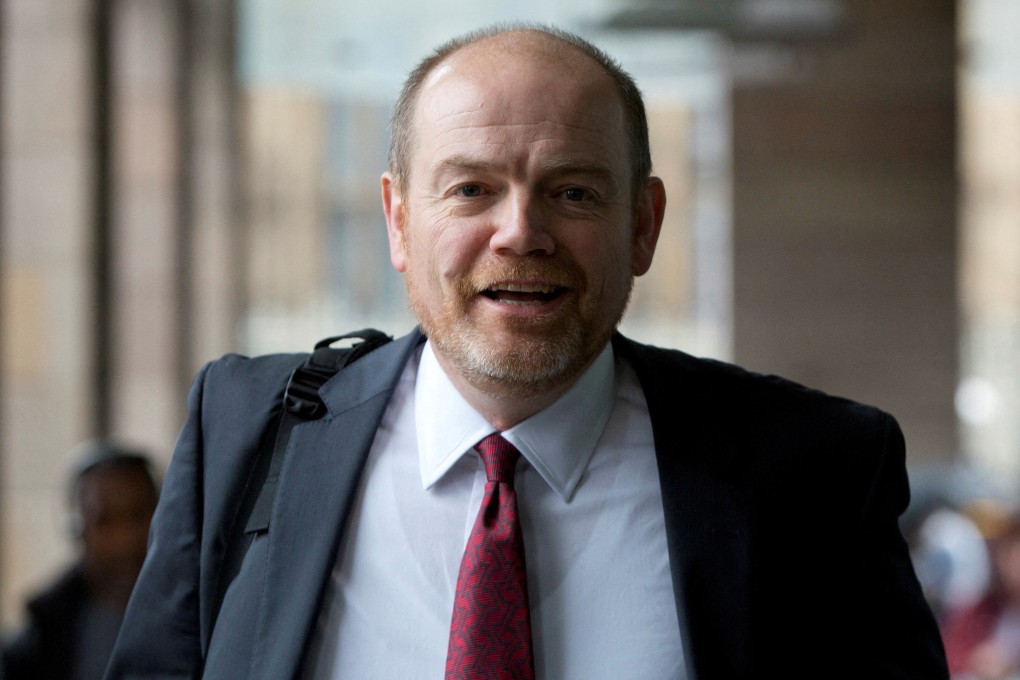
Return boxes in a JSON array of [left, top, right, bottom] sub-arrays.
[[387, 24, 651, 198]]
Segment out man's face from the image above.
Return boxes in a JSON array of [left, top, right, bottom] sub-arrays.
[[383, 36, 662, 397]]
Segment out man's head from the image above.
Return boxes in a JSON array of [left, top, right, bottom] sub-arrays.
[[382, 25, 666, 425], [68, 440, 159, 608], [388, 24, 652, 200]]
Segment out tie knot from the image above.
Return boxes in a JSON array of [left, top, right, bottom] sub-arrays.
[[475, 434, 520, 484]]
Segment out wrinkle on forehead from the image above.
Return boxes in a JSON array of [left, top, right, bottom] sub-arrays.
[[437, 119, 611, 140], [427, 117, 620, 158], [420, 73, 618, 135]]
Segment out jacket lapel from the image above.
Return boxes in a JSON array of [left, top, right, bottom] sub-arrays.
[[250, 330, 422, 680], [616, 335, 752, 679]]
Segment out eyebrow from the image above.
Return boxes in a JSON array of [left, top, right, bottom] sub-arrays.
[[431, 156, 494, 176]]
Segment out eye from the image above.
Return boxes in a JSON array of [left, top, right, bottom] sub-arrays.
[[455, 184, 484, 198], [562, 187, 592, 202]]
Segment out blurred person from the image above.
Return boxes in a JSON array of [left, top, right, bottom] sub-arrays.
[[943, 507, 1020, 679], [903, 463, 1004, 625], [908, 503, 991, 623], [105, 23, 947, 679], [1, 441, 159, 680]]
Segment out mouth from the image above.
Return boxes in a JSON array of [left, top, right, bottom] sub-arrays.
[[481, 282, 565, 306]]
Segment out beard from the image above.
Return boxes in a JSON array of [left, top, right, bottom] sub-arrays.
[[407, 255, 633, 399]]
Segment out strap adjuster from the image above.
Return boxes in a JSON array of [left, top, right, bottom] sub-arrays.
[[283, 364, 335, 419]]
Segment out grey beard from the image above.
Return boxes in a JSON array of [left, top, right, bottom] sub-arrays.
[[436, 323, 589, 395], [406, 260, 634, 398]]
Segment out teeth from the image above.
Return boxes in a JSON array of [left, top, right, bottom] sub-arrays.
[[494, 283, 556, 293], [497, 299, 540, 306]]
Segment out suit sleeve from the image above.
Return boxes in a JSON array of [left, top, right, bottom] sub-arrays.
[[850, 412, 949, 678], [104, 362, 212, 680]]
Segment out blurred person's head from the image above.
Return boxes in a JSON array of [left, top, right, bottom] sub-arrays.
[[68, 440, 159, 609]]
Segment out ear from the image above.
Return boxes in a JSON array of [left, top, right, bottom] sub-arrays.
[[631, 176, 666, 276], [381, 172, 408, 272]]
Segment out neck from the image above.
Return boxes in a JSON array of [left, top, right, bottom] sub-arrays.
[[84, 566, 138, 612]]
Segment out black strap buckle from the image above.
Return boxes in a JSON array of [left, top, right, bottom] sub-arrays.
[[283, 329, 392, 419], [283, 364, 335, 419]]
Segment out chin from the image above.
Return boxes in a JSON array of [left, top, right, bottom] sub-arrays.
[[441, 320, 608, 395]]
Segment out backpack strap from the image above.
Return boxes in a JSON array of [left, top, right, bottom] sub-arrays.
[[214, 329, 391, 620], [244, 329, 392, 534]]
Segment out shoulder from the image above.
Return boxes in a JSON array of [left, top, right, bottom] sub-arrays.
[[197, 328, 416, 391], [190, 329, 419, 421], [615, 336, 911, 528], [199, 351, 308, 392], [1, 567, 86, 673], [616, 333, 893, 425], [183, 352, 308, 434], [23, 566, 90, 621], [612, 334, 901, 489]]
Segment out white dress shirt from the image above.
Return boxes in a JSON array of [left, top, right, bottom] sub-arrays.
[[303, 341, 685, 679]]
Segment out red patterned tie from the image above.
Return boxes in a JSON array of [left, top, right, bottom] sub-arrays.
[[445, 434, 535, 680]]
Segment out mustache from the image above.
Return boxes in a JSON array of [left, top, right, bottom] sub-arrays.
[[465, 256, 584, 293]]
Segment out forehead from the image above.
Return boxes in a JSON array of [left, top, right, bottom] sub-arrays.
[[78, 466, 154, 505], [410, 34, 626, 165]]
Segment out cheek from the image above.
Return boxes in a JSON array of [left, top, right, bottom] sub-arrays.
[[446, 230, 490, 274], [403, 236, 462, 308], [570, 234, 631, 285], [410, 219, 489, 280]]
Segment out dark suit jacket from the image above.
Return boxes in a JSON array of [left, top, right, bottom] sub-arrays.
[[105, 330, 948, 679], [3, 566, 94, 680]]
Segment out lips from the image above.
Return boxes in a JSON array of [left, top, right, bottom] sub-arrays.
[[481, 282, 564, 306]]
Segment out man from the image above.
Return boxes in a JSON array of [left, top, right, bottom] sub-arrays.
[[105, 24, 948, 679], [2, 441, 159, 680]]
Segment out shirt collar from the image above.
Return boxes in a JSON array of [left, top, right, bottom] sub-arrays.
[[415, 341, 616, 502]]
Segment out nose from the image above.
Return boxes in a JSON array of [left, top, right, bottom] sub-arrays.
[[489, 191, 555, 257]]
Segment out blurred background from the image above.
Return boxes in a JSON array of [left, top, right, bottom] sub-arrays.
[[0, 0, 1014, 643]]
